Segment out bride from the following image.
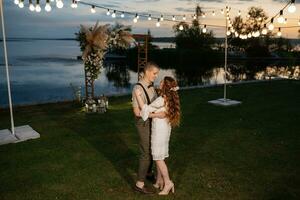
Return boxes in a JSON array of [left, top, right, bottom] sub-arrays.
[[134, 76, 181, 195]]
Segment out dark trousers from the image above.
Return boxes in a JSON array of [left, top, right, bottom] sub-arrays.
[[135, 117, 153, 182]]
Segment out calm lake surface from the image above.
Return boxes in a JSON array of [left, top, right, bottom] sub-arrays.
[[0, 39, 299, 107]]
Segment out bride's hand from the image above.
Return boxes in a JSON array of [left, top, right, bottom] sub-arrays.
[[135, 88, 142, 97]]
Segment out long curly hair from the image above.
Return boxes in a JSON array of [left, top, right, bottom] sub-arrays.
[[159, 76, 181, 127]]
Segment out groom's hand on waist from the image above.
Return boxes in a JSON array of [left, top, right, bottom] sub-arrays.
[[149, 111, 166, 119]]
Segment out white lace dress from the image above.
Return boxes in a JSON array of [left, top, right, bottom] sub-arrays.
[[140, 96, 171, 160]]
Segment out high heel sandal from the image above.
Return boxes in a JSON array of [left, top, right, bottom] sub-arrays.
[[158, 181, 174, 195], [153, 182, 164, 190]]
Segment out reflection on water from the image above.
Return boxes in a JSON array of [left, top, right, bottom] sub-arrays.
[[0, 39, 299, 107]]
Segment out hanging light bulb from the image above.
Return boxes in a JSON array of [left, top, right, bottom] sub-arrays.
[[284, 18, 287, 24], [156, 19, 160, 27], [148, 14, 152, 21], [179, 24, 184, 30], [238, 10, 241, 16], [235, 32, 239, 37], [212, 11, 215, 16], [202, 25, 207, 33], [226, 28, 231, 36], [183, 15, 186, 21], [90, 5, 96, 13], [45, 0, 51, 11], [268, 18, 274, 31], [35, 0, 41, 12], [231, 28, 235, 33], [112, 10, 116, 18], [56, 0, 63, 8], [221, 9, 224, 14], [133, 14, 138, 23], [121, 12, 125, 18], [277, 10, 284, 23], [14, 0, 19, 5], [262, 24, 268, 35], [18, 0, 24, 8], [247, 33, 252, 38], [172, 15, 176, 21], [193, 14, 197, 20], [29, 0, 35, 11], [202, 12, 206, 18], [106, 9, 111, 15], [71, 0, 77, 8], [288, 0, 296, 13], [277, 28, 282, 37], [160, 15, 164, 21]]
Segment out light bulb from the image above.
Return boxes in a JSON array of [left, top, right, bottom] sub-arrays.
[[29, 3, 35, 11], [288, 1, 296, 13], [156, 19, 160, 27], [212, 11, 215, 16], [35, 5, 41, 12], [106, 9, 110, 15], [262, 24, 268, 35], [277, 10, 284, 23], [248, 33, 252, 38], [112, 11, 116, 18], [202, 25, 207, 33], [133, 15, 138, 23], [14, 0, 19, 5], [179, 25, 183, 30], [202, 13, 206, 18], [238, 10, 241, 16], [221, 9, 224, 14], [18, 0, 24, 8], [172, 16, 175, 21], [298, 20, 300, 26], [56, 0, 63, 8], [148, 14, 152, 21], [45, 3, 51, 11], [183, 15, 186, 21], [160, 15, 164, 21], [193, 15, 196, 20], [284, 18, 287, 24], [121, 12, 125, 18], [235, 32, 239, 37], [277, 28, 282, 37], [268, 18, 274, 31], [91, 6, 95, 13]]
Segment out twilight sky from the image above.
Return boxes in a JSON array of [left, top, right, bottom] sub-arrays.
[[3, 0, 300, 38]]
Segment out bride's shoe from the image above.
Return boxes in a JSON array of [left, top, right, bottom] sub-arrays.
[[158, 181, 174, 195], [153, 181, 164, 190]]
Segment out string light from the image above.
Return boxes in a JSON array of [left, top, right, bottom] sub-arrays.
[[156, 19, 160, 27], [262, 24, 268, 35], [148, 14, 152, 21], [71, 0, 77, 8], [247, 33, 252, 38], [172, 15, 175, 21], [277, 27, 282, 37], [284, 18, 287, 24], [268, 18, 274, 31], [133, 14, 138, 23], [212, 11, 215, 16], [238, 10, 241, 16], [202, 24, 207, 33], [112, 10, 116, 18], [235, 32, 239, 37], [221, 9, 224, 14], [35, 0, 41, 12], [183, 15, 186, 21], [121, 12, 125, 18], [193, 14, 197, 20], [202, 12, 206, 18], [29, 0, 35, 11], [226, 28, 231, 36], [45, 0, 51, 12], [277, 10, 284, 23], [56, 0, 63, 9], [91, 5, 95, 13], [179, 24, 184, 30], [288, 0, 296, 13], [18, 0, 24, 8], [106, 9, 110, 15]]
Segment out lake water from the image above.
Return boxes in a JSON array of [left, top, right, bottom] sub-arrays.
[[0, 39, 299, 107]]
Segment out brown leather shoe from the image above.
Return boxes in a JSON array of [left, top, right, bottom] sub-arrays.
[[133, 185, 155, 194]]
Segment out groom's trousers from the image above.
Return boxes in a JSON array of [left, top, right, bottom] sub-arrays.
[[135, 117, 153, 182]]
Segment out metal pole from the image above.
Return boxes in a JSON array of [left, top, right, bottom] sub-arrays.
[[224, 11, 228, 101], [0, 0, 15, 135]]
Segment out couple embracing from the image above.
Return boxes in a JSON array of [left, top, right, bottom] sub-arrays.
[[132, 62, 180, 195]]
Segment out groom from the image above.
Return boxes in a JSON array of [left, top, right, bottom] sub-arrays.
[[132, 62, 165, 194]]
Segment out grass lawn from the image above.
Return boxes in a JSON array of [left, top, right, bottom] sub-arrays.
[[0, 80, 299, 200]]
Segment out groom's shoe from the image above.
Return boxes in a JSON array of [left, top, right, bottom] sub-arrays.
[[133, 185, 155, 194]]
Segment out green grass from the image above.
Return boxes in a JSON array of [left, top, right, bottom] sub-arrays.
[[0, 80, 299, 200]]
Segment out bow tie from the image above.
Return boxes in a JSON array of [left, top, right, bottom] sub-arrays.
[[147, 83, 154, 88]]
